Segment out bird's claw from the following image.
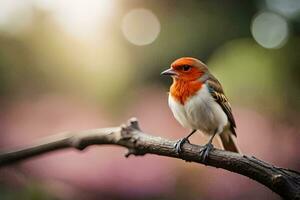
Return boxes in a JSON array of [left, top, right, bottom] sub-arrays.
[[174, 138, 190, 154], [199, 143, 214, 162]]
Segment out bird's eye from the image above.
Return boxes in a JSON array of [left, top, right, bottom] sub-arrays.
[[182, 65, 191, 71]]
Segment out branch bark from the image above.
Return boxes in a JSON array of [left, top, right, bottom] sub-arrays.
[[0, 118, 299, 199]]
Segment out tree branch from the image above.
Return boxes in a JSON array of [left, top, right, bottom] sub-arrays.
[[0, 118, 299, 199]]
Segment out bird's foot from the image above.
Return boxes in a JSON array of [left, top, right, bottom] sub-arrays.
[[174, 137, 190, 154], [199, 143, 214, 162]]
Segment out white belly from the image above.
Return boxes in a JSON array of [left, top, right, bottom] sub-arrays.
[[168, 84, 228, 135]]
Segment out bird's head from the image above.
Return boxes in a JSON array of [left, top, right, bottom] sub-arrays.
[[161, 57, 208, 81]]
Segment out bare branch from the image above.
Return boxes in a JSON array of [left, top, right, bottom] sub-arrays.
[[0, 118, 299, 199]]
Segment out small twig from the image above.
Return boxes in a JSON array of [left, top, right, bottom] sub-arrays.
[[0, 118, 299, 199]]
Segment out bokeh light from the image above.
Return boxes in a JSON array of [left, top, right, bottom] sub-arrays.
[[251, 12, 289, 49], [265, 0, 300, 19], [35, 0, 114, 39], [121, 8, 161, 46], [0, 0, 32, 34]]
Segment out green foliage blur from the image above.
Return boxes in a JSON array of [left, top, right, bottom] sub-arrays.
[[0, 1, 298, 118]]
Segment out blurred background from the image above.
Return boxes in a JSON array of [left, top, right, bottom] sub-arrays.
[[0, 0, 299, 199]]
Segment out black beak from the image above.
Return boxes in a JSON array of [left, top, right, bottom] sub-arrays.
[[160, 68, 178, 76]]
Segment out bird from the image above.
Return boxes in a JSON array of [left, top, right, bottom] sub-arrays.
[[161, 57, 240, 161]]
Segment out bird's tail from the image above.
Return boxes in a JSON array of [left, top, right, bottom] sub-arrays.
[[218, 130, 240, 153]]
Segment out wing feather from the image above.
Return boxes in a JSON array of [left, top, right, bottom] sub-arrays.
[[205, 75, 237, 136]]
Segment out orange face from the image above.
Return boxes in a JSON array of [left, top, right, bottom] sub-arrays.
[[161, 57, 206, 81]]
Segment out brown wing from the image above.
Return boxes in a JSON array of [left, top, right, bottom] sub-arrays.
[[205, 75, 237, 136]]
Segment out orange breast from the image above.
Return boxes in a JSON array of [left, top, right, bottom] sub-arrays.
[[170, 79, 203, 105]]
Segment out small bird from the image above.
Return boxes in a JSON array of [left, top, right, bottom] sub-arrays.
[[161, 57, 240, 161]]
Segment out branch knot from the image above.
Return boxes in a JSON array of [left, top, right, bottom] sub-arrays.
[[272, 174, 285, 187]]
